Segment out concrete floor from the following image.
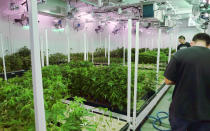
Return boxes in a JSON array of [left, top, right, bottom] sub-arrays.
[[140, 86, 174, 131]]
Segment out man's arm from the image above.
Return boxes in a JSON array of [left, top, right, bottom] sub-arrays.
[[164, 78, 175, 85], [164, 56, 178, 85], [186, 42, 191, 47]]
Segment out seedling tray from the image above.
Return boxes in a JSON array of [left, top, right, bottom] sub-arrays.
[[64, 83, 166, 122], [0, 70, 27, 79]]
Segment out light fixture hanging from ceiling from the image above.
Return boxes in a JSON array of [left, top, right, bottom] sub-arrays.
[[9, 0, 19, 11]]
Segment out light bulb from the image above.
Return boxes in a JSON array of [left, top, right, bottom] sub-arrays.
[[204, 12, 209, 18], [201, 0, 209, 3]]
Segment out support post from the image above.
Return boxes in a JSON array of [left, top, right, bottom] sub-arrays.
[[123, 35, 126, 66], [84, 32, 87, 61], [127, 19, 132, 127], [0, 34, 7, 81], [92, 51, 94, 63], [66, 23, 71, 63], [145, 39, 148, 52], [28, 0, 46, 130], [11, 39, 14, 54], [175, 30, 178, 52], [45, 29, 49, 66], [151, 39, 154, 50], [92, 38, 94, 63], [105, 38, 107, 58], [168, 32, 172, 63], [40, 36, 44, 67], [98, 0, 102, 7], [108, 34, 111, 65], [133, 22, 139, 128], [67, 37, 70, 63], [100, 32, 102, 46], [87, 39, 89, 61], [156, 28, 162, 85]]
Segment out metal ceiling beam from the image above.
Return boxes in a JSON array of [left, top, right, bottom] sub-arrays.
[[98, 0, 102, 7], [185, 0, 200, 5], [80, 0, 98, 6], [38, 11, 65, 18], [93, 2, 141, 13]]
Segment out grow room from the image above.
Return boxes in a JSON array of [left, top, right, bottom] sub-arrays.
[[0, 0, 209, 130]]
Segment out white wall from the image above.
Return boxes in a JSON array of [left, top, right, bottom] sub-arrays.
[[0, 16, 30, 55], [0, 15, 202, 57]]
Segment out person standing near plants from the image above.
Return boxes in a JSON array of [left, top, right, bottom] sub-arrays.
[[177, 35, 191, 50], [164, 33, 210, 131]]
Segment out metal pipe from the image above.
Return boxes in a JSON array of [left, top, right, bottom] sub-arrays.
[[0, 34, 7, 81], [40, 35, 44, 67], [145, 39, 148, 52], [67, 36, 70, 63], [156, 28, 161, 85], [127, 19, 132, 127], [123, 35, 126, 66], [87, 39, 89, 61], [80, 0, 98, 6], [28, 0, 46, 130], [92, 51, 94, 63], [66, 23, 71, 63], [100, 32, 102, 47], [105, 38, 107, 58], [108, 34, 111, 65], [45, 29, 49, 66], [92, 38, 94, 63], [84, 32, 87, 61], [133, 21, 140, 128], [98, 0, 102, 7], [168, 32, 172, 63], [175, 29, 179, 52]]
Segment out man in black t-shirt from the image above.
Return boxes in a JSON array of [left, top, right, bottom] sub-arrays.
[[164, 33, 210, 131], [177, 35, 191, 50]]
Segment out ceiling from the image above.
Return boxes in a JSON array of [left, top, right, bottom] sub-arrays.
[[0, 0, 199, 26], [170, 0, 192, 14], [38, 0, 195, 19]]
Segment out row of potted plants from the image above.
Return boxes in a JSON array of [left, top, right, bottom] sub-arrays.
[[0, 46, 173, 73], [0, 59, 164, 130]]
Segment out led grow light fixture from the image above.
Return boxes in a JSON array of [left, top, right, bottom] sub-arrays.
[[201, 0, 209, 4], [52, 28, 65, 32], [23, 25, 30, 30]]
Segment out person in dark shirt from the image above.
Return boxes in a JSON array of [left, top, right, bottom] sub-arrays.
[[177, 35, 191, 50], [164, 33, 210, 131]]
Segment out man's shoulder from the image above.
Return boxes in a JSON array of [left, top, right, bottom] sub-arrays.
[[176, 47, 191, 53], [185, 42, 191, 47], [173, 47, 191, 58], [177, 44, 182, 49], [177, 44, 182, 47], [175, 46, 210, 57]]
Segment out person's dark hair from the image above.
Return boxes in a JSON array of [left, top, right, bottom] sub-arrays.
[[192, 33, 210, 45], [178, 35, 185, 40]]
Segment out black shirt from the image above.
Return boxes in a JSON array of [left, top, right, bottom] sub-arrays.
[[177, 42, 191, 50], [164, 46, 210, 121]]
